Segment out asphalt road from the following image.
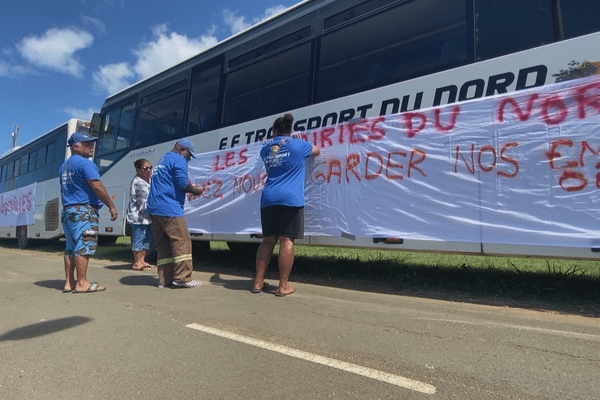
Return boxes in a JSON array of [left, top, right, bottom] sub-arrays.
[[0, 245, 598, 399]]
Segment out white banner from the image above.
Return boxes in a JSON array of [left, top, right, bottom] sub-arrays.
[[0, 183, 36, 227], [185, 75, 600, 248]]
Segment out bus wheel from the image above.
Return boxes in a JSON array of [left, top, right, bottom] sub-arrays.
[[17, 226, 28, 249]]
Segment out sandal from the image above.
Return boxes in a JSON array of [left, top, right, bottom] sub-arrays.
[[72, 283, 106, 293], [251, 283, 269, 294]]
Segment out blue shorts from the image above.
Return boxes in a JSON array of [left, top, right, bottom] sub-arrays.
[[62, 205, 99, 256], [131, 224, 153, 252]]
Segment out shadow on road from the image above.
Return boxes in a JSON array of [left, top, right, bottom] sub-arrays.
[[0, 316, 93, 341]]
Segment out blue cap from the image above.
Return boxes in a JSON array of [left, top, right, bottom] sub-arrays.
[[68, 132, 98, 146], [177, 138, 196, 158]]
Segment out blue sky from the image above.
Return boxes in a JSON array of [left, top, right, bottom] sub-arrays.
[[0, 0, 300, 156]]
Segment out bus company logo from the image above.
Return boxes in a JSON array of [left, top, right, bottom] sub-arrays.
[[553, 60, 600, 83]]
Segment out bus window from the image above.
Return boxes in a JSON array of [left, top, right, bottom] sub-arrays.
[[318, 0, 468, 103], [135, 87, 187, 148], [223, 42, 311, 127], [19, 155, 28, 175], [46, 142, 56, 166], [561, 0, 600, 40], [13, 159, 20, 178], [28, 151, 36, 172], [116, 103, 135, 150], [188, 62, 222, 135], [96, 101, 136, 174], [97, 107, 121, 155], [7, 162, 14, 180], [476, 0, 554, 62], [0, 165, 5, 182], [37, 147, 46, 169]]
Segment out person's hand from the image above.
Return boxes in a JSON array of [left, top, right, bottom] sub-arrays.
[[109, 207, 119, 221]]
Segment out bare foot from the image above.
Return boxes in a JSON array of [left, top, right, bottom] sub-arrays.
[[275, 286, 295, 297]]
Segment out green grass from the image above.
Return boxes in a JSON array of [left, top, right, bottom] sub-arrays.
[[3, 237, 599, 316]]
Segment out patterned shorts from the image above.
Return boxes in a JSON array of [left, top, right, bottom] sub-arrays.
[[62, 205, 99, 256]]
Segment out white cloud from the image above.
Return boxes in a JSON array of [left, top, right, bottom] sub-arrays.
[[91, 6, 289, 95], [93, 62, 134, 94], [223, 5, 289, 35], [132, 24, 217, 79], [0, 60, 39, 78], [62, 106, 99, 120], [82, 15, 107, 34], [17, 28, 94, 77], [223, 9, 250, 35]]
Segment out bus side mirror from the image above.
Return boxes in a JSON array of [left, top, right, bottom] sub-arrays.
[[90, 113, 102, 137]]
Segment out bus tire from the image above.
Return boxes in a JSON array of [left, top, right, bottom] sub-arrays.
[[17, 226, 28, 249]]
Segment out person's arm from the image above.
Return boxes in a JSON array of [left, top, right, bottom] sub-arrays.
[[311, 146, 320, 157], [185, 182, 204, 196], [89, 180, 119, 221]]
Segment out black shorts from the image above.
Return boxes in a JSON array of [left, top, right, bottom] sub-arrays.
[[260, 205, 304, 239]]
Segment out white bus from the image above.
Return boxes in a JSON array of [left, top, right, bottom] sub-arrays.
[[91, 0, 600, 258], [0, 119, 91, 248]]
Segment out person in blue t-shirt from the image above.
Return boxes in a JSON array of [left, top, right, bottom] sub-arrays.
[[147, 138, 205, 288], [253, 113, 320, 296], [60, 132, 118, 293]]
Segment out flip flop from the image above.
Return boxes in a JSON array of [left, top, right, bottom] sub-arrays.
[[251, 283, 269, 293], [133, 266, 152, 271], [275, 287, 295, 297], [72, 283, 106, 293], [62, 288, 73, 293]]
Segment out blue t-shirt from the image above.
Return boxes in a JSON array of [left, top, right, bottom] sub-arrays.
[[59, 154, 103, 208], [147, 151, 189, 217], [260, 136, 314, 208]]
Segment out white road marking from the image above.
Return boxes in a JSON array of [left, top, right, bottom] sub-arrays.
[[186, 323, 436, 395]]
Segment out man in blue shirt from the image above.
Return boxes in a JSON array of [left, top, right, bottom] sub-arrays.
[[147, 138, 204, 288], [60, 132, 118, 293]]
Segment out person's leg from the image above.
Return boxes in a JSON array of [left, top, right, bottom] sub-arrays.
[[73, 255, 96, 291], [62, 212, 76, 292], [277, 236, 295, 295], [142, 224, 155, 268], [167, 217, 194, 284], [132, 250, 147, 270], [254, 235, 278, 291], [63, 254, 76, 292], [151, 215, 173, 286], [275, 206, 303, 296]]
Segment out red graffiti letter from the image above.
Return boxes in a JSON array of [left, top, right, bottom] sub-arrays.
[[435, 106, 460, 132], [346, 153, 361, 182], [542, 95, 568, 125], [386, 151, 406, 180], [497, 94, 539, 122], [576, 82, 600, 119], [403, 112, 427, 138], [547, 139, 577, 169], [408, 149, 427, 178], [365, 152, 384, 180], [559, 170, 587, 192], [478, 145, 497, 172], [498, 142, 519, 178]]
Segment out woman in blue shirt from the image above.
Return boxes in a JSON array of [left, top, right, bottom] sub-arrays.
[[253, 113, 320, 296]]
